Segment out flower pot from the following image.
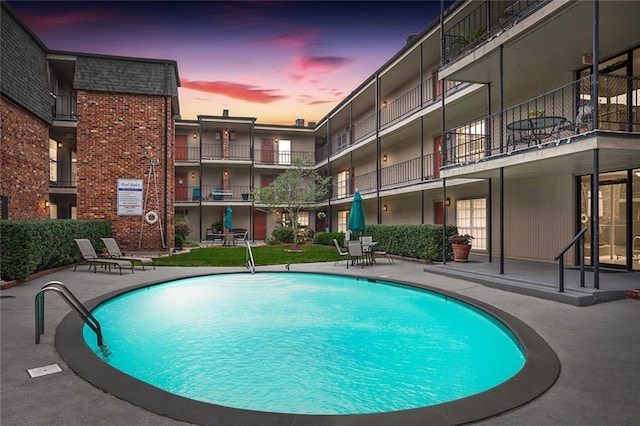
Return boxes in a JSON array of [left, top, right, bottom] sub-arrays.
[[241, 193, 249, 201], [451, 243, 471, 262]]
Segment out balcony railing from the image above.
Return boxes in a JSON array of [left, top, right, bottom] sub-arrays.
[[53, 93, 77, 120], [254, 150, 314, 165], [49, 160, 77, 187], [444, 75, 640, 166], [201, 185, 251, 201], [443, 0, 548, 65], [175, 146, 200, 162], [202, 143, 251, 160]]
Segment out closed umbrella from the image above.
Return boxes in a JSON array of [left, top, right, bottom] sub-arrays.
[[347, 189, 365, 236], [224, 205, 233, 231]]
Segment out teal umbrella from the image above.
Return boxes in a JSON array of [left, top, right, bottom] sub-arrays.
[[224, 205, 233, 231], [347, 190, 365, 235]]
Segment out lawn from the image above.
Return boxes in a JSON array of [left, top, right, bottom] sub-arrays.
[[152, 244, 339, 267]]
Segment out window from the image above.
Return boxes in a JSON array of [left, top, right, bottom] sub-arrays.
[[451, 119, 485, 163], [282, 211, 309, 227], [337, 170, 349, 198], [337, 210, 349, 233], [336, 132, 348, 151], [49, 139, 57, 181], [278, 139, 291, 165], [456, 198, 487, 250]]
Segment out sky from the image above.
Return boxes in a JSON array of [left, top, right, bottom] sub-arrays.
[[8, 1, 448, 125]]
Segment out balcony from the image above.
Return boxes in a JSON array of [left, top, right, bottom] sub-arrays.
[[53, 93, 77, 121], [201, 185, 251, 202], [49, 160, 77, 187], [175, 146, 200, 163], [254, 150, 314, 166], [443, 0, 548, 66], [444, 75, 640, 166], [202, 143, 251, 161]]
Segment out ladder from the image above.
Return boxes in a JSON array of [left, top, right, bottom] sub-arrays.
[[245, 240, 255, 274], [35, 281, 103, 346]]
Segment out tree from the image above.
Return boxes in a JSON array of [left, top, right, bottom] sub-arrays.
[[251, 158, 331, 249]]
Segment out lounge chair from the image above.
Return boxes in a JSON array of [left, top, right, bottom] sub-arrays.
[[374, 237, 395, 264], [73, 239, 134, 275], [333, 238, 348, 266], [101, 238, 155, 270]]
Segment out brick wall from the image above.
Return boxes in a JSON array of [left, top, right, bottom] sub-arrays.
[[0, 97, 50, 219], [75, 90, 174, 251]]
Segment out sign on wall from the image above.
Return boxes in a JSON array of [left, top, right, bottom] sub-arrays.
[[117, 179, 143, 215]]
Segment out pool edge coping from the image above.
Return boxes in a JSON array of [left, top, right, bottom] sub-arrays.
[[55, 271, 561, 426]]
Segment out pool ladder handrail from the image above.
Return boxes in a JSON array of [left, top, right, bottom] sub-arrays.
[[245, 240, 255, 274], [35, 280, 103, 346]]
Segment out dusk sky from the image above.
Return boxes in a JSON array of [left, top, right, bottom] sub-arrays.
[[8, 1, 449, 125]]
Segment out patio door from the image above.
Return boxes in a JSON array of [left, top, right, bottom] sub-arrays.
[[581, 171, 629, 268], [254, 210, 267, 240]]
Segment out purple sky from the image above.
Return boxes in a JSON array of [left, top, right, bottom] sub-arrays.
[[8, 1, 448, 125]]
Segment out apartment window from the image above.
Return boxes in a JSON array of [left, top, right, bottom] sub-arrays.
[[337, 210, 349, 233], [278, 139, 291, 165], [49, 139, 57, 181], [453, 119, 485, 162], [336, 132, 348, 151], [282, 211, 309, 227], [456, 198, 487, 250], [337, 170, 349, 198]]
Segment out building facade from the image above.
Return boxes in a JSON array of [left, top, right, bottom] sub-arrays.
[[2, 1, 639, 271]]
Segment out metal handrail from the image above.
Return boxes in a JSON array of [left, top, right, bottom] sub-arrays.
[[35, 281, 103, 346], [553, 227, 588, 293], [245, 240, 255, 274]]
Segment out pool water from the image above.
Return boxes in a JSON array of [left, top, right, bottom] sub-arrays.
[[84, 272, 525, 415]]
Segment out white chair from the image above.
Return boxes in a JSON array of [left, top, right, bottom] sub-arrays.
[[347, 240, 365, 269], [344, 230, 352, 247], [374, 237, 394, 264], [333, 239, 348, 266]]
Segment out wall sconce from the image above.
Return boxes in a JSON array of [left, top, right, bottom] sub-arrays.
[[382, 101, 387, 109], [45, 200, 50, 208], [224, 170, 228, 177], [383, 204, 388, 212], [383, 154, 387, 162], [445, 197, 451, 207], [224, 129, 229, 136], [57, 142, 63, 148], [275, 137, 279, 143], [191, 172, 196, 179]]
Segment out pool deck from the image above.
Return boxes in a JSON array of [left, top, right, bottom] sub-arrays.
[[2, 259, 639, 425]]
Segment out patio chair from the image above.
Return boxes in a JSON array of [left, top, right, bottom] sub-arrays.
[[101, 238, 155, 270], [347, 240, 365, 269], [374, 237, 395, 264], [73, 238, 134, 275], [333, 238, 348, 266]]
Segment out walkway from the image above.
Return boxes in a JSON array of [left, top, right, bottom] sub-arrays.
[[2, 259, 639, 425]]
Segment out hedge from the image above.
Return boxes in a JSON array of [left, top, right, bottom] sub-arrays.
[[0, 219, 111, 281]]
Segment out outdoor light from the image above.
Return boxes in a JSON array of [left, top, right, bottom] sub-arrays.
[[275, 137, 279, 143], [383, 204, 388, 212], [382, 101, 388, 108], [45, 200, 50, 207], [192, 132, 197, 139], [191, 172, 196, 179], [57, 142, 63, 148], [445, 198, 451, 206], [224, 170, 228, 177], [383, 154, 387, 162]]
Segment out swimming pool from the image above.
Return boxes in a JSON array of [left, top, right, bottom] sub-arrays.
[[57, 272, 560, 425]]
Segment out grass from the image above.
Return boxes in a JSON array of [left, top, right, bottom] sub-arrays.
[[152, 243, 339, 267]]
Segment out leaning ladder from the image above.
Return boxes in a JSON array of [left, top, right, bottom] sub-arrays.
[[35, 281, 103, 346]]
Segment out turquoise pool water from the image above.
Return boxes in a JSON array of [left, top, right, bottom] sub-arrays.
[[84, 272, 525, 415]]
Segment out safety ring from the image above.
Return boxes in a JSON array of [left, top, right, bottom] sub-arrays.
[[145, 210, 159, 225], [580, 213, 588, 224]]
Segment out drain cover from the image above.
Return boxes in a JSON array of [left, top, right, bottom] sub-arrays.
[[27, 364, 62, 378]]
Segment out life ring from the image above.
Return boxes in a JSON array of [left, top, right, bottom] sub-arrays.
[[580, 213, 588, 224], [145, 210, 159, 225]]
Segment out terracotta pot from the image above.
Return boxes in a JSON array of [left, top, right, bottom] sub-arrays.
[[451, 243, 472, 262]]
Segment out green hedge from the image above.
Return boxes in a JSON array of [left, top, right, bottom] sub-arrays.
[[0, 219, 111, 281], [315, 224, 458, 262]]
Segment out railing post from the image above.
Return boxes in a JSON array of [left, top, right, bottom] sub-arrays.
[[558, 255, 564, 293], [579, 234, 585, 288]]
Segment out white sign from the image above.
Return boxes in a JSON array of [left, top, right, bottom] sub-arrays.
[[117, 179, 143, 215]]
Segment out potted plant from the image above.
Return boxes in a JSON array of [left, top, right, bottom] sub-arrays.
[[529, 109, 544, 118], [448, 234, 474, 262]]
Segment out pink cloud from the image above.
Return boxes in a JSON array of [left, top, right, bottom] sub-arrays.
[[182, 79, 286, 104], [254, 29, 323, 48], [292, 54, 352, 74], [21, 11, 113, 27]]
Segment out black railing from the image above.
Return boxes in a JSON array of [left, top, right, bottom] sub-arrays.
[[175, 146, 200, 162], [443, 0, 548, 65], [49, 160, 77, 187], [201, 185, 251, 201], [254, 150, 314, 165], [54, 93, 77, 120], [202, 143, 251, 160], [554, 227, 587, 293], [444, 75, 640, 166]]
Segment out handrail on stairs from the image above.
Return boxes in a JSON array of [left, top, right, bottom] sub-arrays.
[[554, 227, 588, 293], [245, 240, 255, 274], [35, 280, 103, 346]]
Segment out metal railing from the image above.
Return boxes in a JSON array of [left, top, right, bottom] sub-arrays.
[[245, 240, 255, 274], [53, 93, 77, 120], [35, 281, 103, 346], [554, 228, 587, 293], [254, 150, 314, 165], [201, 185, 251, 201], [444, 75, 640, 166], [201, 143, 251, 160], [443, 0, 548, 65], [175, 146, 200, 162], [49, 161, 77, 187]]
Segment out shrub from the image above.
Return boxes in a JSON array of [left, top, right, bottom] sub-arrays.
[[271, 226, 294, 244], [174, 234, 184, 248], [313, 231, 345, 246]]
